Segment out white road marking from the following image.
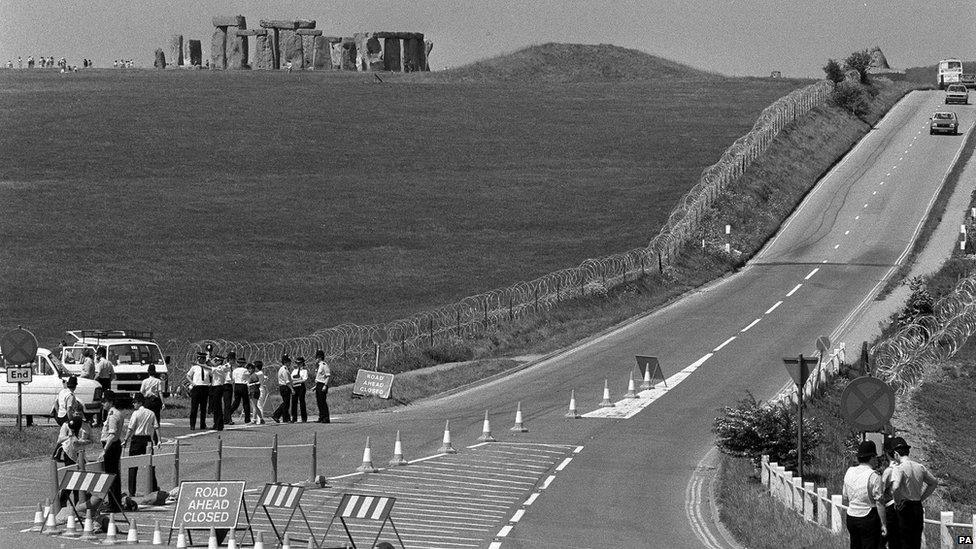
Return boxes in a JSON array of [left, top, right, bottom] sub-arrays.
[[805, 267, 819, 279], [555, 457, 573, 471], [880, 181, 884, 185], [863, 203, 869, 208], [713, 336, 736, 352], [574, 446, 583, 454], [821, 259, 828, 263], [489, 543, 503, 549], [855, 215, 860, 220], [765, 301, 782, 314], [510, 509, 525, 523], [844, 230, 850, 235], [899, 156, 903, 161], [523, 493, 539, 506], [786, 284, 802, 296], [873, 191, 877, 195], [541, 475, 556, 489], [740, 318, 761, 332], [583, 353, 712, 419], [497, 525, 513, 537]]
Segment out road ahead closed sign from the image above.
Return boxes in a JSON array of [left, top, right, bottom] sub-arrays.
[[172, 481, 245, 530], [352, 369, 395, 399]]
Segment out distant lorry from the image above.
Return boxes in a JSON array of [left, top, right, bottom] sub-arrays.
[[938, 59, 963, 89], [60, 330, 170, 399]]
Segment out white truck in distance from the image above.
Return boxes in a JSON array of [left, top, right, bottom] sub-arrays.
[[60, 330, 170, 398], [938, 59, 963, 89]]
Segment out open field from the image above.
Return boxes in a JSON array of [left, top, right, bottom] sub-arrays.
[[0, 64, 809, 346]]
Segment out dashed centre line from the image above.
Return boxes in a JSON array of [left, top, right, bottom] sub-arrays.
[[805, 267, 819, 279], [786, 284, 802, 297], [855, 215, 860, 220], [713, 336, 736, 352], [872, 191, 877, 195], [834, 244, 840, 249], [741, 318, 762, 332], [844, 230, 850, 235], [765, 301, 782, 314]]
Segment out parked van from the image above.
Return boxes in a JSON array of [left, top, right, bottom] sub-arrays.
[[0, 348, 103, 421], [60, 330, 170, 399]]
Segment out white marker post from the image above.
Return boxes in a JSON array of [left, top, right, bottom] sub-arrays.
[[725, 224, 731, 254]]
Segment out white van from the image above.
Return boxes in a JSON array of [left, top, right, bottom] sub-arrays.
[[60, 330, 170, 398], [938, 59, 963, 89], [0, 348, 103, 421]]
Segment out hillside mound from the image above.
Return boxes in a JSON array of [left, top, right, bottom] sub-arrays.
[[423, 43, 721, 83]]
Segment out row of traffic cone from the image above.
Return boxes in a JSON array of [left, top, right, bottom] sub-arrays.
[[32, 501, 168, 545]]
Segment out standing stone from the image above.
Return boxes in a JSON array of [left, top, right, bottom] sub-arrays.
[[403, 37, 420, 72], [330, 40, 345, 70], [188, 40, 203, 66], [424, 40, 433, 71], [341, 38, 358, 71], [382, 35, 401, 72], [248, 30, 272, 70], [211, 27, 227, 69], [282, 32, 304, 69], [354, 32, 384, 71], [298, 29, 322, 69], [169, 35, 184, 67], [260, 20, 299, 69], [153, 48, 166, 69], [313, 36, 338, 70], [184, 40, 192, 66], [227, 32, 248, 69]]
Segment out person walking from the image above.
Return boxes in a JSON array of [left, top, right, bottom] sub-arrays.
[[208, 354, 230, 431], [140, 364, 164, 443], [271, 355, 293, 423], [290, 357, 309, 423], [186, 352, 211, 430], [843, 440, 888, 548], [122, 394, 159, 496], [54, 375, 81, 426], [889, 437, 938, 549], [99, 395, 124, 512], [248, 361, 266, 424], [228, 357, 251, 424], [314, 350, 331, 423], [222, 352, 237, 424]]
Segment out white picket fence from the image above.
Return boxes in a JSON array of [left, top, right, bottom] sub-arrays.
[[769, 343, 846, 407], [762, 456, 976, 547]]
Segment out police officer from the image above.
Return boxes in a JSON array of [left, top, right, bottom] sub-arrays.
[[208, 354, 230, 431], [271, 355, 293, 423], [185, 352, 211, 430], [222, 351, 237, 424]]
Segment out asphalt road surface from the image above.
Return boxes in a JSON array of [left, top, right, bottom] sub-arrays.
[[2, 90, 972, 548]]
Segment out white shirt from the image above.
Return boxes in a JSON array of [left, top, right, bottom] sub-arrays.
[[315, 360, 331, 385], [232, 366, 250, 384], [277, 365, 291, 387], [186, 364, 210, 386], [209, 364, 230, 386], [843, 464, 882, 518], [56, 388, 77, 418], [291, 367, 308, 387], [140, 376, 163, 397], [95, 357, 114, 380], [127, 407, 158, 437]]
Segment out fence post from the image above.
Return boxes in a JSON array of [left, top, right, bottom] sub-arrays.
[[761, 455, 770, 487], [174, 439, 181, 486], [146, 444, 156, 494], [534, 287, 539, 311], [658, 252, 663, 272], [78, 448, 88, 505], [272, 433, 279, 484], [308, 432, 317, 483], [557, 280, 561, 302], [508, 296, 513, 321], [816, 487, 828, 528], [428, 317, 433, 347], [830, 494, 843, 534], [50, 458, 61, 517], [483, 300, 488, 328], [640, 255, 645, 277], [456, 309, 461, 336], [216, 436, 223, 481], [941, 511, 954, 548], [803, 481, 814, 522]]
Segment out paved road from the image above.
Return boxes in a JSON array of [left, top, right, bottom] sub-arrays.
[[3, 90, 972, 548]]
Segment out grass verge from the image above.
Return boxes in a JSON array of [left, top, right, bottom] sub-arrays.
[[0, 425, 58, 462]]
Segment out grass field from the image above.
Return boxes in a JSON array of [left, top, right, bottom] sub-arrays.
[[0, 57, 809, 347]]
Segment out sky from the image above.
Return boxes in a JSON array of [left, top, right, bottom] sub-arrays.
[[0, 1, 974, 77]]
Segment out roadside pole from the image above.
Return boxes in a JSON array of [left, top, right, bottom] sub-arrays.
[[783, 353, 816, 477], [2, 327, 40, 432]]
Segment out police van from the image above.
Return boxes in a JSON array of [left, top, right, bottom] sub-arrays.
[[60, 330, 171, 398], [0, 347, 103, 421]]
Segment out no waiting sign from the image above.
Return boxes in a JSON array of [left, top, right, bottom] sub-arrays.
[[172, 481, 246, 530]]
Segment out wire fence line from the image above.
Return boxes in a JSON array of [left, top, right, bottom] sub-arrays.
[[874, 273, 976, 393], [159, 80, 836, 373]]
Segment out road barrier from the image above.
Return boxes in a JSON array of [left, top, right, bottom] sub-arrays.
[[762, 455, 976, 547], [157, 80, 835, 374]]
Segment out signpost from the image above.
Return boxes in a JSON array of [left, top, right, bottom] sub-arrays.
[[840, 376, 895, 432], [352, 370, 395, 399], [783, 354, 818, 476], [170, 480, 253, 545], [1, 327, 38, 432]]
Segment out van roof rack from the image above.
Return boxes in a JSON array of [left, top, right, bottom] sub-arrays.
[[69, 330, 155, 341]]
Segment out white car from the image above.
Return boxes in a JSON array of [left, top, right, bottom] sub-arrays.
[[0, 348, 103, 421]]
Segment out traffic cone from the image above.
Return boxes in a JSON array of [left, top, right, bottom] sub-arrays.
[[640, 364, 653, 389], [356, 436, 378, 473], [477, 410, 496, 442], [29, 502, 43, 532], [42, 498, 51, 520], [389, 430, 408, 466], [565, 389, 581, 418], [175, 526, 188, 548], [599, 379, 615, 407], [43, 505, 62, 535], [282, 532, 292, 549], [79, 509, 98, 541], [207, 526, 218, 549], [510, 402, 528, 432], [103, 514, 118, 544], [126, 518, 139, 543], [624, 370, 639, 398], [151, 519, 163, 545], [226, 527, 238, 549], [63, 512, 79, 537], [437, 420, 457, 454], [253, 530, 266, 549]]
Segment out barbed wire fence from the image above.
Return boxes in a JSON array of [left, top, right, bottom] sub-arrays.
[[161, 80, 835, 376], [874, 273, 976, 393]]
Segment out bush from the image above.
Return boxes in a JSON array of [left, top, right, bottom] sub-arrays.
[[845, 49, 873, 84], [713, 393, 825, 470], [894, 276, 934, 329], [823, 59, 845, 83], [831, 80, 871, 116]]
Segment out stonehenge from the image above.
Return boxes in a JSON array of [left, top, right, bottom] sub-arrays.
[[163, 16, 432, 72], [154, 49, 166, 69]]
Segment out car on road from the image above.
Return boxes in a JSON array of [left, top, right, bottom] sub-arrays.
[[0, 347, 103, 421], [930, 112, 959, 135], [60, 329, 171, 399], [945, 84, 969, 105], [962, 74, 976, 89]]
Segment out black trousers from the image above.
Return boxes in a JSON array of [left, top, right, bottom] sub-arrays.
[[315, 382, 330, 423], [189, 386, 209, 429], [222, 384, 233, 420], [847, 507, 882, 549], [208, 386, 224, 430], [102, 439, 123, 511], [228, 384, 251, 423], [884, 504, 901, 549], [897, 500, 924, 549], [290, 384, 307, 422], [127, 435, 158, 496], [272, 386, 292, 422]]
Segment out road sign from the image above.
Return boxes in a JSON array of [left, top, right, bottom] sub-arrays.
[[0, 328, 38, 365], [635, 356, 666, 388], [172, 481, 246, 530], [840, 376, 895, 431], [783, 355, 818, 387], [352, 369, 395, 399], [5, 366, 32, 383], [816, 336, 831, 354]]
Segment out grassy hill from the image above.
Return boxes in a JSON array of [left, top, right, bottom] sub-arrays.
[[420, 42, 723, 83]]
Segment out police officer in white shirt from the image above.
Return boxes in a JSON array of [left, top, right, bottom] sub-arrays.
[[54, 376, 81, 426], [271, 355, 293, 423], [123, 394, 158, 496], [314, 350, 331, 423], [208, 355, 231, 431], [227, 356, 251, 424], [185, 353, 211, 430]]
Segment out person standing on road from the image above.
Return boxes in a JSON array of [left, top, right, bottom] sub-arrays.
[[54, 375, 80, 426], [844, 440, 888, 548], [208, 354, 229, 431], [228, 356, 251, 424], [222, 352, 237, 424], [271, 355, 292, 423], [94, 347, 115, 426], [123, 394, 159, 496], [289, 357, 309, 423], [314, 350, 331, 423], [186, 352, 210, 430], [890, 437, 939, 549], [248, 361, 266, 425], [140, 364, 164, 443], [99, 396, 123, 512], [80, 348, 96, 380]]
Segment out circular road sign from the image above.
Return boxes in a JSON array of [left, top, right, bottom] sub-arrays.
[[840, 376, 895, 431], [0, 328, 38, 365], [816, 335, 831, 354]]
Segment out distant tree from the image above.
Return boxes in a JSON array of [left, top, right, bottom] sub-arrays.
[[713, 393, 824, 470], [844, 50, 873, 84], [823, 59, 845, 83]]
